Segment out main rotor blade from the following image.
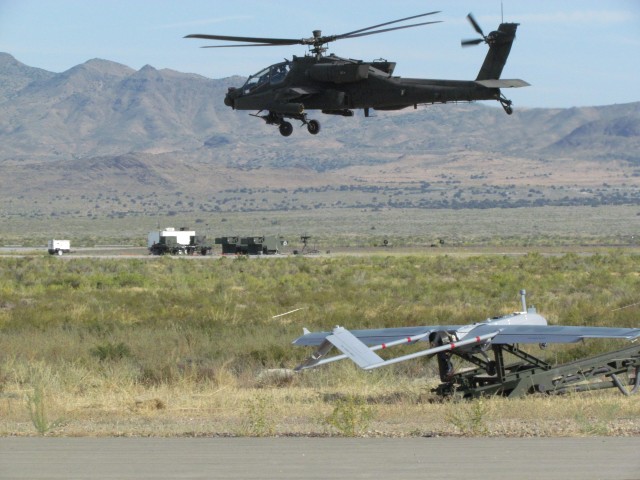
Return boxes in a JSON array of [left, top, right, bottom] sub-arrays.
[[187, 11, 442, 51], [201, 44, 292, 48], [466, 13, 484, 37], [339, 20, 442, 40], [337, 10, 440, 38], [184, 33, 300, 45]]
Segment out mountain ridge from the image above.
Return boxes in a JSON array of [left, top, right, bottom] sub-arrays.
[[0, 53, 638, 216]]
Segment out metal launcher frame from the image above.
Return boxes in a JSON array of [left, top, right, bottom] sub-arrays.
[[434, 342, 640, 398]]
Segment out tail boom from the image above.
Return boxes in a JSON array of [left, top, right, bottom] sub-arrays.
[[476, 22, 519, 81]]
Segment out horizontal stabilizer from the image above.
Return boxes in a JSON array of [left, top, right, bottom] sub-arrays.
[[476, 79, 530, 88], [295, 330, 431, 371], [327, 327, 384, 369]]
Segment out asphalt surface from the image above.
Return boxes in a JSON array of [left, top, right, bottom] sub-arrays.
[[1, 437, 638, 480]]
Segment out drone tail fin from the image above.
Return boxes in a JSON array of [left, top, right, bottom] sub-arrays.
[[475, 22, 519, 81]]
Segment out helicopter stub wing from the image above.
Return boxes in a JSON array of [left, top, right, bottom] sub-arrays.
[[275, 86, 320, 102], [288, 87, 320, 96], [475, 79, 530, 88]]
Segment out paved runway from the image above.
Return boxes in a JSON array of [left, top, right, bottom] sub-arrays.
[[1, 437, 638, 479]]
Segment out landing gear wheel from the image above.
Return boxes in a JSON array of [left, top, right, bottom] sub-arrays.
[[499, 96, 513, 115], [279, 121, 293, 137], [307, 119, 320, 135]]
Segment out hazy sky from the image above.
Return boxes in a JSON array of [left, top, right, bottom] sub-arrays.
[[1, 0, 638, 108]]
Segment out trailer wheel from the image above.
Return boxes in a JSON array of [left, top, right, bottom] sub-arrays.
[[57, 249, 63, 256]]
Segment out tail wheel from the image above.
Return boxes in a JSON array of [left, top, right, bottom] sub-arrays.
[[307, 119, 321, 135], [499, 95, 513, 115], [279, 121, 293, 137]]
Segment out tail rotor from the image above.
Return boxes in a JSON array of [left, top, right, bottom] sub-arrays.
[[461, 13, 488, 47]]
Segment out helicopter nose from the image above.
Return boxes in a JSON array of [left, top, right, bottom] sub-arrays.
[[224, 87, 238, 107]]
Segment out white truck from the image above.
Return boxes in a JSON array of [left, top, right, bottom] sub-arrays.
[[48, 239, 71, 255], [147, 227, 210, 255]]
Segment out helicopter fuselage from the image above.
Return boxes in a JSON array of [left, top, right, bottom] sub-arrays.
[[196, 19, 528, 136], [225, 54, 501, 114]]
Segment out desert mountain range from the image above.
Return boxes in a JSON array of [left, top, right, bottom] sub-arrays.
[[0, 52, 638, 215]]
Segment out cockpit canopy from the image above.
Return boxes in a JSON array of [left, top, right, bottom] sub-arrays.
[[243, 62, 290, 92]]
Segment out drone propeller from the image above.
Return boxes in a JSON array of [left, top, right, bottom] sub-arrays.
[[461, 13, 488, 47], [186, 11, 441, 55]]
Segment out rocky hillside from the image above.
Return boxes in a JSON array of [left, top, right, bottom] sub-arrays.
[[0, 52, 638, 215]]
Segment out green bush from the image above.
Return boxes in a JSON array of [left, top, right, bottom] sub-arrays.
[[325, 394, 374, 437], [90, 341, 132, 361]]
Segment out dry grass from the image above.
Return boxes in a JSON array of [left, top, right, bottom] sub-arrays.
[[1, 252, 639, 437], [2, 359, 639, 437], [2, 205, 640, 249]]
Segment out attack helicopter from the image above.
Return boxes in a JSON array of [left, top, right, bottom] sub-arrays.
[[185, 11, 529, 137]]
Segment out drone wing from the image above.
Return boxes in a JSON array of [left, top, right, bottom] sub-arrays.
[[469, 324, 640, 344], [294, 323, 640, 371]]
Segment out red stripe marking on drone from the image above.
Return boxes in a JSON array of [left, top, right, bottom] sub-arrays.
[[407, 337, 412, 343], [450, 343, 456, 349], [476, 336, 481, 342], [382, 343, 387, 349]]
